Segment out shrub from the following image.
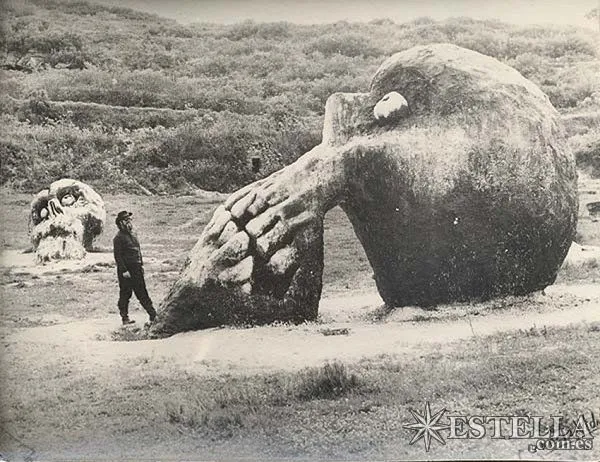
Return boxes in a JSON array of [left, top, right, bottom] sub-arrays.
[[53, 101, 202, 130], [288, 362, 360, 400], [573, 138, 600, 178], [16, 89, 58, 124], [507, 52, 547, 79], [225, 20, 291, 41], [0, 115, 131, 191], [410, 16, 436, 26], [542, 62, 600, 108], [7, 30, 83, 56], [121, 113, 298, 192], [28, 0, 158, 21], [454, 31, 507, 57], [304, 33, 382, 58], [369, 18, 395, 26]]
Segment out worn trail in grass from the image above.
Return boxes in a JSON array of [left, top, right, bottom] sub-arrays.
[[5, 284, 600, 376]]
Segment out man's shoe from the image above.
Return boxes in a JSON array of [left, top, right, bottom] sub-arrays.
[[122, 318, 136, 325], [145, 315, 157, 329]]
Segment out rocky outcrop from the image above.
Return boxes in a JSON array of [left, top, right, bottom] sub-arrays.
[[152, 44, 577, 336]]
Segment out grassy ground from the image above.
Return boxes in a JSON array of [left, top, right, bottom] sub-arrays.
[[0, 193, 375, 329], [1, 182, 600, 460], [1, 324, 599, 460]]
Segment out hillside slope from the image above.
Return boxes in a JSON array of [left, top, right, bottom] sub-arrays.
[[1, 0, 599, 193]]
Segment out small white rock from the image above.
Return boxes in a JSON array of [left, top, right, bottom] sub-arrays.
[[374, 91, 409, 120]]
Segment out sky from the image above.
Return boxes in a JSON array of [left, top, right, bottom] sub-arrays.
[[91, 0, 600, 29]]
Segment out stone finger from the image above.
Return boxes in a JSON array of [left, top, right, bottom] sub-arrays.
[[286, 210, 316, 231], [209, 231, 250, 265], [267, 246, 298, 275], [263, 186, 289, 207], [223, 179, 265, 210], [217, 221, 239, 246], [255, 220, 289, 258], [230, 190, 257, 220], [202, 206, 232, 242], [256, 210, 315, 258], [276, 196, 311, 221], [218, 256, 253, 285], [246, 191, 268, 216], [246, 208, 279, 238]]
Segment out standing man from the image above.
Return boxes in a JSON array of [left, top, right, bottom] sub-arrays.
[[113, 210, 157, 325]]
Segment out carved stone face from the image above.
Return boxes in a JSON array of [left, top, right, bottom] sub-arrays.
[[152, 44, 578, 337], [30, 179, 106, 263]]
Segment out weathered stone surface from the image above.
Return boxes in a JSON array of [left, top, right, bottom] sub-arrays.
[[217, 221, 239, 246], [152, 44, 577, 336], [30, 179, 106, 263], [218, 256, 254, 285], [268, 246, 299, 276]]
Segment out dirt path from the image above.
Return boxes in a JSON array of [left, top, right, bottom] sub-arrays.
[[6, 283, 600, 376], [2, 244, 599, 377]]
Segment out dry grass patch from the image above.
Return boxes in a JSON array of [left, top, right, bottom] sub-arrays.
[[2, 323, 599, 459], [164, 361, 362, 436], [557, 257, 600, 283]]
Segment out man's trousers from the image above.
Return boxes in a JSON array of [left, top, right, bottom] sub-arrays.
[[117, 266, 156, 320]]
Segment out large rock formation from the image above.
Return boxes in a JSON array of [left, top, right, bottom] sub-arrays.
[[152, 44, 577, 336], [30, 179, 106, 262]]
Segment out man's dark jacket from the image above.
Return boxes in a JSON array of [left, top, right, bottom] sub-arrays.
[[113, 230, 144, 275]]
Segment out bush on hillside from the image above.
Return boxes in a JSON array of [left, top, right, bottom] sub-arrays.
[[224, 21, 292, 41], [28, 0, 158, 21], [542, 62, 600, 109], [122, 112, 320, 192], [304, 33, 383, 58], [0, 108, 321, 194], [1, 6, 599, 194], [573, 138, 600, 178], [0, 115, 130, 191]]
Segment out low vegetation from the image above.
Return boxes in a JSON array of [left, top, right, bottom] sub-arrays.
[[557, 257, 600, 282], [574, 138, 600, 177], [159, 326, 599, 454], [165, 361, 361, 435], [3, 320, 599, 458], [1, 0, 599, 194]]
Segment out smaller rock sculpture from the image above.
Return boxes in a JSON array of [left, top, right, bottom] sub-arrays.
[[30, 179, 106, 262]]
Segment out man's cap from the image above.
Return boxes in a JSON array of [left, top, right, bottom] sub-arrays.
[[116, 210, 133, 225]]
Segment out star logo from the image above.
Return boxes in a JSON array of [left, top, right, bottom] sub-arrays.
[[403, 401, 450, 452]]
